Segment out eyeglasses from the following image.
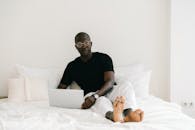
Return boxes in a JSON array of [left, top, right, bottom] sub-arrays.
[[75, 41, 91, 48]]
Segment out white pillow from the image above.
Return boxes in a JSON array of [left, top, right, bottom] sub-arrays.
[[24, 77, 48, 101], [115, 64, 146, 75], [69, 81, 81, 89], [15, 64, 63, 89], [8, 78, 25, 102], [115, 64, 151, 98]]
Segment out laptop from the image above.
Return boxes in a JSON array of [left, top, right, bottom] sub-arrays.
[[48, 89, 84, 109]]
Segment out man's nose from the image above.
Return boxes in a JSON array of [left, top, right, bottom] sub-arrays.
[[80, 44, 88, 48]]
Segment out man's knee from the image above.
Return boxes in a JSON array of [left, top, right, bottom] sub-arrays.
[[93, 96, 112, 110], [96, 96, 110, 104], [91, 96, 113, 117]]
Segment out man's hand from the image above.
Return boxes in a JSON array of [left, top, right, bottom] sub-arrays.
[[81, 95, 96, 109], [57, 84, 67, 89]]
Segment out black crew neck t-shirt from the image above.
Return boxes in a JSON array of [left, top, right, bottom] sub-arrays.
[[60, 52, 114, 95]]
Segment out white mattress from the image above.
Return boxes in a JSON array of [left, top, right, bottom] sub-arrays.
[[0, 96, 195, 130]]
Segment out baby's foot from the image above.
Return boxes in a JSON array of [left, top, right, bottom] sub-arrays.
[[113, 96, 125, 122], [124, 109, 144, 122]]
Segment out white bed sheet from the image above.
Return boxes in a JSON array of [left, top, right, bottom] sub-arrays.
[[0, 96, 195, 130]]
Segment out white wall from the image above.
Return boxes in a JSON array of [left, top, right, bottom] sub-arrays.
[[0, 0, 170, 100], [171, 0, 195, 112]]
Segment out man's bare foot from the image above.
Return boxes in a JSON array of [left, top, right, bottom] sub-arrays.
[[124, 109, 144, 122], [113, 96, 125, 122]]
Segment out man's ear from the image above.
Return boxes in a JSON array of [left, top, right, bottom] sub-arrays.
[[75, 45, 78, 50], [91, 42, 93, 46]]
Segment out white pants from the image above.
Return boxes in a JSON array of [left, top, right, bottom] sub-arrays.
[[88, 81, 137, 117]]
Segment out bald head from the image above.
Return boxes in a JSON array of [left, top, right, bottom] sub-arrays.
[[75, 32, 91, 43]]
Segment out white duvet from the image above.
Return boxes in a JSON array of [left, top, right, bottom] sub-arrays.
[[0, 96, 195, 130]]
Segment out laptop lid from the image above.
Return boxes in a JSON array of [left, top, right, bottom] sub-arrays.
[[48, 89, 84, 109]]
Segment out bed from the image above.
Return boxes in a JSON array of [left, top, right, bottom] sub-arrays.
[[0, 95, 195, 130], [1, 64, 194, 130]]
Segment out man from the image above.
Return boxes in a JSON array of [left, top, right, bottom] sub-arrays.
[[58, 32, 144, 122]]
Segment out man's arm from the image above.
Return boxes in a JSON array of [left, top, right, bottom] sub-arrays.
[[81, 71, 115, 109], [57, 83, 68, 89], [96, 71, 114, 96], [58, 62, 73, 89]]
